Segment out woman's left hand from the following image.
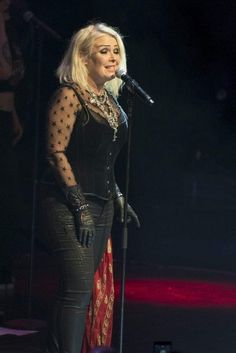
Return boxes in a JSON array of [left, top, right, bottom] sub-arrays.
[[114, 195, 140, 228]]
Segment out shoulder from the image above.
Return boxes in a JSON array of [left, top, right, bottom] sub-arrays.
[[49, 84, 83, 109], [51, 85, 78, 100]]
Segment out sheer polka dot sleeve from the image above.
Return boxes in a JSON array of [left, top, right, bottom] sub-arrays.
[[46, 86, 81, 188]]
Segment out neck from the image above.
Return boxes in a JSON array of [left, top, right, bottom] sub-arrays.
[[87, 78, 104, 95]]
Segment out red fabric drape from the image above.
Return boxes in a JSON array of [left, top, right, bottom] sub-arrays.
[[82, 237, 114, 353]]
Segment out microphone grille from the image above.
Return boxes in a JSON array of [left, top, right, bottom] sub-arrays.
[[23, 10, 34, 22], [116, 68, 126, 78]]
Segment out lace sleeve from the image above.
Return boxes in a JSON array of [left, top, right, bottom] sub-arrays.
[[46, 86, 81, 188]]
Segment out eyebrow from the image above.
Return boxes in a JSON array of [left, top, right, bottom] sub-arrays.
[[97, 44, 119, 48]]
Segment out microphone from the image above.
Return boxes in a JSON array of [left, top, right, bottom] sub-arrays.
[[10, 1, 63, 42], [22, 10, 36, 23], [22, 11, 63, 42], [116, 68, 154, 105]]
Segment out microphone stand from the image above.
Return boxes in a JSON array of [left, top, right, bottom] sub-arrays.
[[118, 82, 154, 353], [119, 88, 135, 353]]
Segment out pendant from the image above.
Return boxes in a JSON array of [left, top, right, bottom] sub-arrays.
[[113, 129, 118, 142]]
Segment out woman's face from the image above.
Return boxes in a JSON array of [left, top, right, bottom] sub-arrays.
[[86, 34, 121, 88]]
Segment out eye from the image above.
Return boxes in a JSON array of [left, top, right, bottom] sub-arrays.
[[113, 48, 120, 55], [100, 48, 108, 54]]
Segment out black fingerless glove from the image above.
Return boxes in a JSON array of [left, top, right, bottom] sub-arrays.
[[114, 185, 140, 228], [64, 185, 95, 247]]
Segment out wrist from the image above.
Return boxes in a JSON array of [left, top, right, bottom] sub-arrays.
[[64, 184, 87, 210], [73, 203, 89, 213], [115, 184, 123, 199]]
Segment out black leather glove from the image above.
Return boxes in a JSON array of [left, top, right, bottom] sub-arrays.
[[114, 195, 140, 228], [73, 207, 95, 247], [64, 185, 95, 247]]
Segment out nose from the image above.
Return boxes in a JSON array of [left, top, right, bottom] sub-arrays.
[[109, 57, 116, 65], [109, 51, 116, 62]]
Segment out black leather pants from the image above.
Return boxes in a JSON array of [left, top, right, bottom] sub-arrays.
[[40, 187, 114, 353]]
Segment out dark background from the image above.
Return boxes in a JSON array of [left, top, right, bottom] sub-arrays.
[[12, 0, 236, 273]]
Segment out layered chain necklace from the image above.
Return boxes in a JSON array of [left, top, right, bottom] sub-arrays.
[[88, 89, 119, 141]]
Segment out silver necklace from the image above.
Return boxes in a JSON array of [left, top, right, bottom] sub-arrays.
[[88, 90, 119, 141]]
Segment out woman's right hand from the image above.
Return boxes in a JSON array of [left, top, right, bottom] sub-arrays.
[[74, 208, 96, 248], [64, 185, 95, 247]]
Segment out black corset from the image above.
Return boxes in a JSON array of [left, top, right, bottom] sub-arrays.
[[65, 105, 128, 200]]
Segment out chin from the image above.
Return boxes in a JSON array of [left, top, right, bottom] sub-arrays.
[[107, 74, 116, 81], [100, 74, 115, 85]]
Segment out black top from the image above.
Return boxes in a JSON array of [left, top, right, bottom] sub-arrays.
[[44, 84, 128, 200]]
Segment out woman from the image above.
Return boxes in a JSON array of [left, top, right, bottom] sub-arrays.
[[0, 0, 23, 144], [0, 0, 24, 286], [41, 23, 140, 353]]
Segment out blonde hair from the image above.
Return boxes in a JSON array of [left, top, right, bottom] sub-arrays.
[[56, 22, 127, 97]]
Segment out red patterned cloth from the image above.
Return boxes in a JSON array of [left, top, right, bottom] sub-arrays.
[[82, 237, 114, 353]]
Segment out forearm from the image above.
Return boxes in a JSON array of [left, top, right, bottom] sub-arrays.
[[46, 86, 82, 189], [47, 151, 78, 188]]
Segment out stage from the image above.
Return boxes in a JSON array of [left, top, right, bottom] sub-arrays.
[[1, 254, 236, 353]]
